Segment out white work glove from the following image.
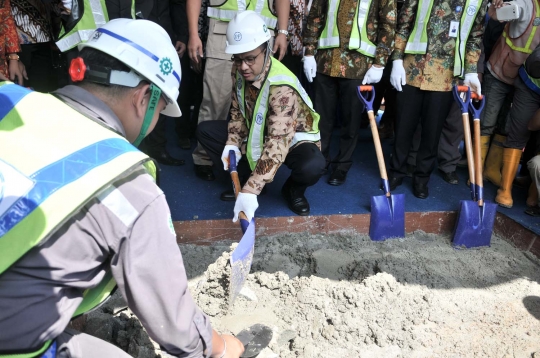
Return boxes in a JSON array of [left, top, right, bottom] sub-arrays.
[[362, 65, 385, 84], [464, 73, 482, 96], [233, 192, 258, 222], [303, 55, 317, 83], [221, 145, 241, 171], [390, 59, 407, 91]]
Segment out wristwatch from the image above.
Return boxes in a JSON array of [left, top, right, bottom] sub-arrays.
[[277, 29, 289, 39], [7, 53, 20, 61]]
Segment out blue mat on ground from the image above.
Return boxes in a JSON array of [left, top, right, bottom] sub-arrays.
[[158, 117, 539, 236]]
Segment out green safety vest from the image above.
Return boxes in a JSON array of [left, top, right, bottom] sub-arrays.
[[235, 58, 321, 170], [56, 0, 110, 52], [318, 0, 377, 57], [207, 0, 277, 29], [0, 82, 156, 357], [404, 0, 481, 77]]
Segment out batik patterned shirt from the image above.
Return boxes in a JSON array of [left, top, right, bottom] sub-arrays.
[[226, 60, 321, 195], [391, 0, 487, 91], [1, 0, 21, 77], [303, 0, 396, 79]]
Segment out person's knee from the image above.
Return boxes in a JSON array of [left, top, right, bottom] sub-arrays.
[[298, 145, 326, 182], [528, 155, 540, 174]]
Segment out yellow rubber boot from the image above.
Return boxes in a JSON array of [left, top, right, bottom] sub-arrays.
[[480, 135, 490, 167], [495, 148, 522, 208], [527, 181, 538, 207], [484, 134, 506, 186]]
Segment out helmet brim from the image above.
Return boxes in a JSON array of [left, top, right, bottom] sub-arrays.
[[225, 39, 269, 55]]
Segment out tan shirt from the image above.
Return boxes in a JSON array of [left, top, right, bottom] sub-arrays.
[[226, 60, 320, 195], [0, 86, 213, 357]]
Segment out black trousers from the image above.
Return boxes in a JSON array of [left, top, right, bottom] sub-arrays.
[[390, 85, 453, 184], [19, 43, 64, 93], [313, 73, 365, 172], [197, 120, 326, 187], [176, 55, 204, 140]]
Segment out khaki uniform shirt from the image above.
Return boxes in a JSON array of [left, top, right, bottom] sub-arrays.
[[0, 86, 213, 357], [226, 60, 321, 195]]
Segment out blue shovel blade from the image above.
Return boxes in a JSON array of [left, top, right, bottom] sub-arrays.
[[453, 200, 497, 248], [230, 219, 256, 304], [370, 193, 405, 241]]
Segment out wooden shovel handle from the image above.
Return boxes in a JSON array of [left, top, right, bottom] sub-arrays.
[[473, 119, 484, 206], [367, 110, 390, 196], [230, 169, 249, 222], [462, 113, 475, 187]]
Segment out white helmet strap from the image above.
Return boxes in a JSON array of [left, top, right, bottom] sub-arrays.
[[252, 41, 272, 82]]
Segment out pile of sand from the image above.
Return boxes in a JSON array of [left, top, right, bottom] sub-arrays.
[[83, 231, 540, 357]]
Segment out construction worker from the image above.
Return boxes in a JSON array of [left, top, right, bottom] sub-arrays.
[[55, 0, 111, 52], [480, 0, 540, 187], [495, 44, 540, 207], [303, 0, 397, 186], [388, 0, 486, 199], [197, 11, 325, 218], [0, 19, 244, 357], [187, 0, 289, 183]]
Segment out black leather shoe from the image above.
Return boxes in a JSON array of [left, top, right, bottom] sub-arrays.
[[220, 189, 235, 201], [178, 138, 191, 150], [413, 183, 429, 199], [328, 169, 348, 186], [147, 149, 185, 166], [439, 170, 459, 185], [194, 165, 215, 181], [282, 180, 310, 216], [387, 176, 403, 191]]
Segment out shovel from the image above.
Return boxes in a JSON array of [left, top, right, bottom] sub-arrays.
[[452, 86, 497, 248], [228, 150, 256, 304], [357, 85, 405, 241]]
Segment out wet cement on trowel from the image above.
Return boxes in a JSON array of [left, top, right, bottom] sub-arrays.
[[82, 231, 540, 357]]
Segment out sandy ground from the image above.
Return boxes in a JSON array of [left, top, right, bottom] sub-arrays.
[[83, 231, 540, 357]]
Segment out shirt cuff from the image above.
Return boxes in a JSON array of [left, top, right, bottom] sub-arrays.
[[304, 44, 317, 56]]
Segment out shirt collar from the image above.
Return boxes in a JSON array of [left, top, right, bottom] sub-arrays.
[[53, 85, 127, 138]]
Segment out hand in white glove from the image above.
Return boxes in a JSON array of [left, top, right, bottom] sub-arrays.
[[233, 192, 258, 222], [303, 55, 317, 83], [221, 145, 241, 171], [362, 65, 385, 85], [390, 59, 407, 91], [464, 73, 482, 96]]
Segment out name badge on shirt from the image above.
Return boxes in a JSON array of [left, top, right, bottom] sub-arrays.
[[449, 21, 459, 38]]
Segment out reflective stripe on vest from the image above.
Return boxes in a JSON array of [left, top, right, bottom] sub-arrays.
[[318, 0, 377, 57], [56, 0, 109, 52], [503, 0, 540, 54], [0, 82, 156, 318], [207, 0, 277, 29], [519, 66, 540, 95], [235, 59, 321, 170], [405, 0, 481, 77]]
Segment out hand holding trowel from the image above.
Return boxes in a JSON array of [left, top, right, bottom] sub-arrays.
[[228, 150, 256, 305], [357, 85, 405, 241]]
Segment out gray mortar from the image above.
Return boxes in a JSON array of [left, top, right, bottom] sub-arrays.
[[81, 231, 540, 357]]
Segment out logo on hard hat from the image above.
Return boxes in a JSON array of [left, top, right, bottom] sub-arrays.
[[534, 17, 540, 26], [466, 5, 476, 15], [263, 25, 268, 33], [159, 58, 173, 76], [234, 32, 242, 41], [256, 113, 264, 124]]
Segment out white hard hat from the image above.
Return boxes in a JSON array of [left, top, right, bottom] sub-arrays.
[[79, 19, 182, 117], [225, 11, 271, 55]]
